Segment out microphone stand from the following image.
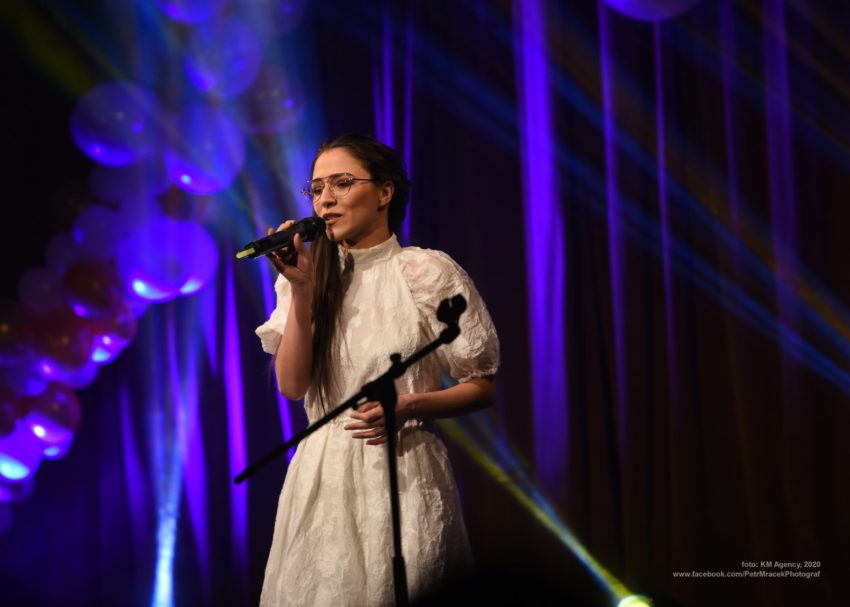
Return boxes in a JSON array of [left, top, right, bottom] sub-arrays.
[[235, 294, 468, 607]]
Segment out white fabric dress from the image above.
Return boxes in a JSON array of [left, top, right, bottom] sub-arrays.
[[255, 234, 499, 606]]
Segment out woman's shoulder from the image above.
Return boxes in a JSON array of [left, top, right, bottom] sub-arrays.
[[395, 245, 476, 302], [396, 245, 465, 271]]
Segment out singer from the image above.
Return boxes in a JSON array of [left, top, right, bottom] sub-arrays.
[[255, 133, 500, 606]]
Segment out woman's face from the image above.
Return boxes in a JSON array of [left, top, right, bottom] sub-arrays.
[[311, 147, 393, 249]]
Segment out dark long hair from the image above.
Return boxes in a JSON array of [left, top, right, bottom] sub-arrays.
[[309, 134, 410, 409]]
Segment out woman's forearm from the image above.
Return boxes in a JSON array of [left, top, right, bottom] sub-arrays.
[[275, 291, 313, 399], [401, 377, 496, 422]]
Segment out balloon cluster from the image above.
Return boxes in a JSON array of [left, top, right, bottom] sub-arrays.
[[0, 0, 308, 532]]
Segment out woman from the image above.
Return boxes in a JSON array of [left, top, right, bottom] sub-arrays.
[[255, 134, 499, 606]]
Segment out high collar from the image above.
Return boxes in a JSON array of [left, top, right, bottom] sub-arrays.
[[338, 233, 400, 271]]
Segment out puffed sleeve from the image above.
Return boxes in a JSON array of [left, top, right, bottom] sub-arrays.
[[255, 274, 292, 354], [399, 248, 500, 382]]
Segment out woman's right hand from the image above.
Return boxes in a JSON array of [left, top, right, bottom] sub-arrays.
[[267, 220, 313, 294]]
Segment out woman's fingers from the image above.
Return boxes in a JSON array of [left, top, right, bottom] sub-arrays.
[[346, 401, 386, 438], [351, 401, 380, 416], [264, 220, 311, 275], [293, 233, 307, 256], [266, 249, 286, 273], [351, 428, 385, 439], [346, 399, 407, 445], [344, 418, 385, 430], [346, 402, 383, 427]]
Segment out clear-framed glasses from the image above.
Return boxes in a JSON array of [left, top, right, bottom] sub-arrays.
[[300, 173, 375, 204]]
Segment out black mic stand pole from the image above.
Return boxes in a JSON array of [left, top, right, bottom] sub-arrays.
[[234, 294, 468, 607]]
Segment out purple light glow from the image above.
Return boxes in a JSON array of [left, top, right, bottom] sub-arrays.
[[163, 104, 246, 195], [248, 184, 292, 454], [654, 23, 679, 410], [721, 2, 742, 237], [513, 0, 568, 492], [603, 0, 703, 22], [236, 64, 305, 135], [599, 3, 629, 444], [371, 6, 414, 244], [401, 6, 414, 245], [120, 386, 152, 577], [156, 0, 230, 24], [175, 321, 211, 600], [183, 17, 262, 98], [223, 259, 248, 579], [763, 1, 800, 407], [371, 7, 394, 150], [763, 0, 798, 285], [199, 274, 219, 376], [382, 8, 393, 148]]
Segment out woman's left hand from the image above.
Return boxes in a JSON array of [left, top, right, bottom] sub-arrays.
[[344, 394, 415, 446]]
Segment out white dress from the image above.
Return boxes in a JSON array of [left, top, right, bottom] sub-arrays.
[[255, 234, 500, 606]]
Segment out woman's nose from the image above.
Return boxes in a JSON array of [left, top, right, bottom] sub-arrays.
[[316, 190, 336, 207]]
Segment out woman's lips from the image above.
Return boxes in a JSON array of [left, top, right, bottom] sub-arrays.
[[323, 214, 341, 225]]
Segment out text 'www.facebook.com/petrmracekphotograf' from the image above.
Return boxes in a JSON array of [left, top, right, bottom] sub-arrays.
[[672, 560, 822, 580]]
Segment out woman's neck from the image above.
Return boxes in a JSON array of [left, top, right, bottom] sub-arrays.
[[342, 225, 392, 251]]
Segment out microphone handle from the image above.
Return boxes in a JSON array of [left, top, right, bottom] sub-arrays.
[[236, 217, 325, 259]]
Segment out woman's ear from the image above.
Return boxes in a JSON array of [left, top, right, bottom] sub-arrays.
[[378, 181, 394, 209]]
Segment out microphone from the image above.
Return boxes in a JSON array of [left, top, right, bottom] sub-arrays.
[[236, 216, 326, 259]]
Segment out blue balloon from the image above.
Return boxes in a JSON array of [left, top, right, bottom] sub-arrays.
[[184, 17, 262, 98], [17, 267, 64, 317], [163, 104, 245, 194], [156, 0, 230, 24], [73, 205, 125, 261], [0, 476, 35, 504], [42, 432, 74, 460], [1, 358, 48, 398], [115, 218, 219, 303], [115, 219, 186, 303], [117, 195, 166, 228], [60, 358, 99, 390], [70, 82, 162, 166], [89, 157, 170, 203], [0, 424, 43, 482], [239, 0, 307, 39], [237, 63, 306, 135], [175, 221, 219, 296], [603, 0, 703, 21], [24, 383, 81, 448], [45, 232, 88, 275]]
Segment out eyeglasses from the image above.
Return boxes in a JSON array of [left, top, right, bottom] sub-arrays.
[[300, 173, 375, 204]]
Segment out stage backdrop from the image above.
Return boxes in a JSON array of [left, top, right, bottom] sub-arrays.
[[0, 1, 847, 606]]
